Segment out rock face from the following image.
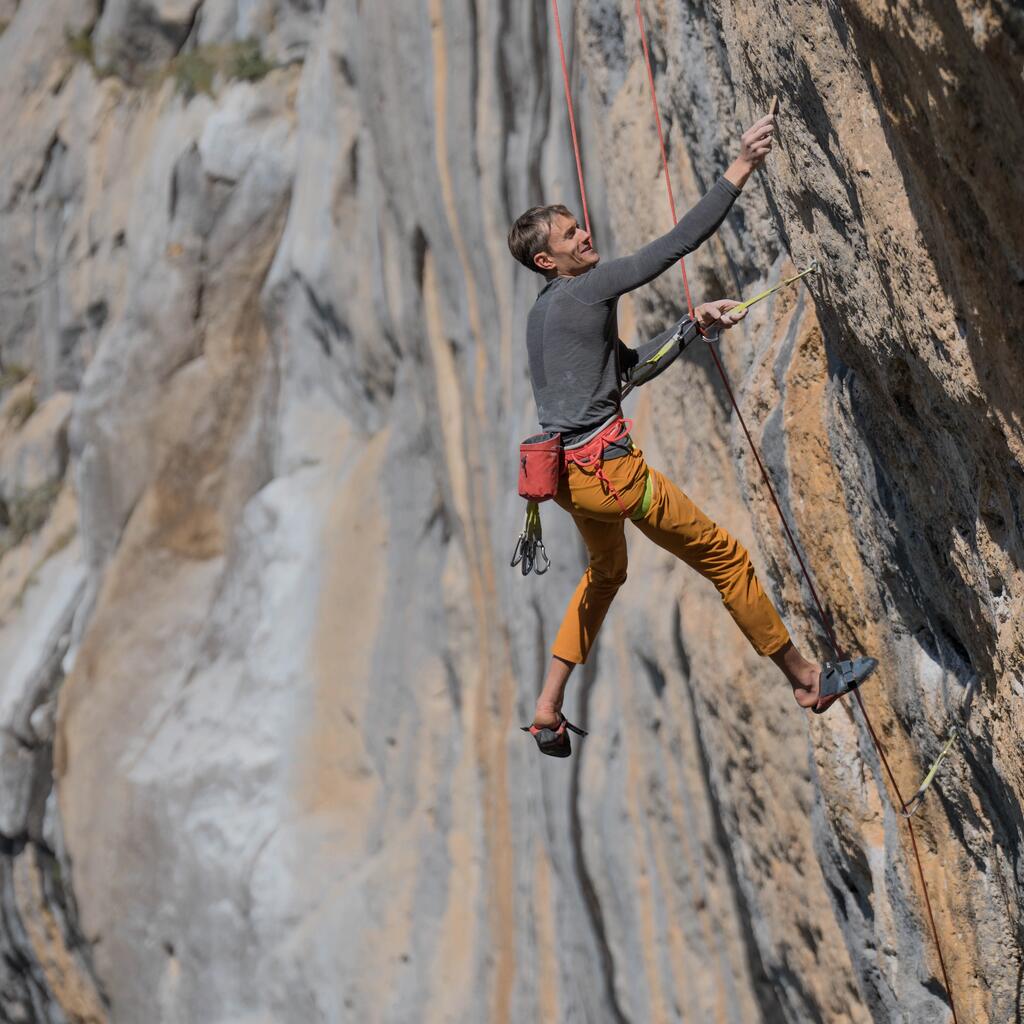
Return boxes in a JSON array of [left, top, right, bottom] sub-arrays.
[[0, 0, 1021, 1021]]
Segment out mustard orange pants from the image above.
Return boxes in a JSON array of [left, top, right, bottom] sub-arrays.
[[551, 445, 790, 663]]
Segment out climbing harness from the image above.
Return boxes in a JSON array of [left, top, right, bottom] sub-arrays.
[[541, 1, 961, 1018], [562, 416, 638, 518]]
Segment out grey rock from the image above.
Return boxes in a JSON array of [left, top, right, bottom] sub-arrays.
[[0, 392, 72, 505], [0, 733, 38, 838], [93, 0, 201, 80]]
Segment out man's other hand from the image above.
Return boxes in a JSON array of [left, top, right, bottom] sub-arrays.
[[695, 299, 747, 331]]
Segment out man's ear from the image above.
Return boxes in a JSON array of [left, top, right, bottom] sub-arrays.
[[533, 250, 555, 272]]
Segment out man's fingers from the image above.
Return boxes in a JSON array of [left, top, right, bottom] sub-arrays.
[[744, 129, 774, 149], [710, 300, 745, 327], [744, 115, 776, 135], [698, 300, 747, 328], [741, 117, 776, 165], [717, 301, 747, 327]]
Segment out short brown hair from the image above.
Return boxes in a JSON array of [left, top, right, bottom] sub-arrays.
[[508, 204, 574, 275]]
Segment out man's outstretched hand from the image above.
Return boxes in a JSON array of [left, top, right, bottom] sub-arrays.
[[738, 113, 776, 168], [724, 109, 776, 188], [695, 299, 746, 332]]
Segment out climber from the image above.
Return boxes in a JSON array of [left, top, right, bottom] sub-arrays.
[[508, 111, 877, 757]]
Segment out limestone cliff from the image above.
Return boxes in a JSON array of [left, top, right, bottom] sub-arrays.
[[0, 0, 1021, 1021]]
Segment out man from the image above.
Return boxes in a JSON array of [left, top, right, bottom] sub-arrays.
[[508, 111, 876, 757]]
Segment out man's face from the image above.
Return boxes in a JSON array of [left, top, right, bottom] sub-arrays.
[[533, 214, 600, 277]]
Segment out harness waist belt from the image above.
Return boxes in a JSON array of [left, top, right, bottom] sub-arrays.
[[563, 416, 639, 517]]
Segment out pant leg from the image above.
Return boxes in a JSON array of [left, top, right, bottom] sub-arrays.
[[550, 512, 628, 664], [633, 466, 790, 657], [549, 452, 638, 665]]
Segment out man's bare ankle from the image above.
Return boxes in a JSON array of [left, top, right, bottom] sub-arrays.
[[533, 698, 562, 727]]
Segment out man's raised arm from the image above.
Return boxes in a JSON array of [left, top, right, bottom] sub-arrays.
[[568, 112, 776, 305]]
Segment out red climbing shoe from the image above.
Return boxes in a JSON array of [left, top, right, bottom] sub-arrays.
[[812, 657, 878, 715], [521, 714, 588, 758]]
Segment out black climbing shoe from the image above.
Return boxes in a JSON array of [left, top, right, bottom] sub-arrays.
[[812, 657, 878, 715], [521, 714, 588, 758]]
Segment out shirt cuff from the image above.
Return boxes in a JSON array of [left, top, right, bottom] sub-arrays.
[[718, 176, 741, 198]]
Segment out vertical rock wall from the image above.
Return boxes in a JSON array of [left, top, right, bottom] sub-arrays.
[[0, 0, 1021, 1021]]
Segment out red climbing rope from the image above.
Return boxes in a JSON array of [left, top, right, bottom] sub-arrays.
[[626, 5, 959, 1020], [551, 0, 592, 239], [633, 0, 695, 319]]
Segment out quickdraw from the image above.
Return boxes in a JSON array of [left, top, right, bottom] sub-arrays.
[[900, 676, 977, 819], [725, 260, 819, 318], [510, 500, 550, 576], [698, 262, 819, 348]]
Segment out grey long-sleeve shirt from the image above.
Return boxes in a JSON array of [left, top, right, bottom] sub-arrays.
[[526, 175, 740, 446]]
